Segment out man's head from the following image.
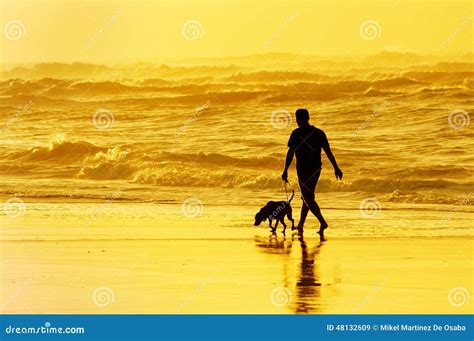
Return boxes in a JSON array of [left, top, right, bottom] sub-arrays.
[[295, 108, 310, 127]]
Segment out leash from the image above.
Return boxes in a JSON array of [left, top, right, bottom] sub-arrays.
[[284, 180, 291, 202]]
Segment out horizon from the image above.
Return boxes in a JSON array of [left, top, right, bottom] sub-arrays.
[[2, 50, 473, 68], [2, 0, 473, 64]]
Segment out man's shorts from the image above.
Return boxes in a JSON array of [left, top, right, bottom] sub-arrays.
[[297, 168, 321, 202]]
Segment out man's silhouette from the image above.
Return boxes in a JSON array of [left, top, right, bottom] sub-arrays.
[[282, 109, 343, 238]]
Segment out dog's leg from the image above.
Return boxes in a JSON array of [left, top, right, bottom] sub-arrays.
[[271, 220, 278, 232], [281, 219, 287, 234], [268, 219, 273, 230], [287, 209, 295, 230]]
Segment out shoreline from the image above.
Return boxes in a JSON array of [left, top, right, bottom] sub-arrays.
[[1, 237, 472, 314], [1, 235, 474, 241]]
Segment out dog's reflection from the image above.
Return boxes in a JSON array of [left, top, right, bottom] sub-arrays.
[[254, 231, 324, 313]]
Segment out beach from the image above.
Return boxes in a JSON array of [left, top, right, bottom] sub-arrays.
[[1, 53, 473, 314], [1, 202, 472, 314]]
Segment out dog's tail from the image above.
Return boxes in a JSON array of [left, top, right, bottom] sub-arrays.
[[288, 189, 295, 203]]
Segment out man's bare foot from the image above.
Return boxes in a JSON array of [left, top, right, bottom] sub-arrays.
[[317, 222, 328, 240], [319, 222, 328, 231], [293, 223, 304, 231], [292, 225, 304, 235]]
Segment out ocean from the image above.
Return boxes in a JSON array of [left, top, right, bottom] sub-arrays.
[[1, 53, 473, 221]]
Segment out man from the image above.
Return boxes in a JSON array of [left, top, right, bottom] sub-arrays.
[[281, 108, 343, 238]]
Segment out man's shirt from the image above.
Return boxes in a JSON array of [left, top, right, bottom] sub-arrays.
[[288, 125, 329, 172]]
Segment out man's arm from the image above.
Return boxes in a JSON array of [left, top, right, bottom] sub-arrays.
[[281, 147, 295, 182], [323, 144, 343, 180]]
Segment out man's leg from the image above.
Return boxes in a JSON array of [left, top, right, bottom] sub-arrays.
[[298, 200, 309, 229], [302, 190, 328, 230], [298, 170, 327, 231]]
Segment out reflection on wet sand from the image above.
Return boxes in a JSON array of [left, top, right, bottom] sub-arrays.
[[254, 232, 324, 313]]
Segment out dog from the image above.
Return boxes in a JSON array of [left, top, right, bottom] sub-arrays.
[[254, 190, 295, 233]]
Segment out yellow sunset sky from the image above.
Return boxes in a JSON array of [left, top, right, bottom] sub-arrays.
[[1, 0, 473, 63]]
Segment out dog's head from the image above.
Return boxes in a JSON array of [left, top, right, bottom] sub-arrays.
[[254, 208, 267, 226]]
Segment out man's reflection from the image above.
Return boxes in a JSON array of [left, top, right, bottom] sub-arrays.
[[254, 231, 324, 313]]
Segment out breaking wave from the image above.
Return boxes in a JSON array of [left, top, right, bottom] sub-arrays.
[[2, 140, 472, 200]]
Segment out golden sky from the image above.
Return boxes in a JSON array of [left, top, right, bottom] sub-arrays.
[[1, 0, 473, 63]]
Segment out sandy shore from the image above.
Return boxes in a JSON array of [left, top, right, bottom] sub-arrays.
[[1, 202, 472, 314], [1, 232, 472, 314]]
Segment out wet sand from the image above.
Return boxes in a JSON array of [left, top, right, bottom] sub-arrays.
[[1, 232, 472, 314]]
